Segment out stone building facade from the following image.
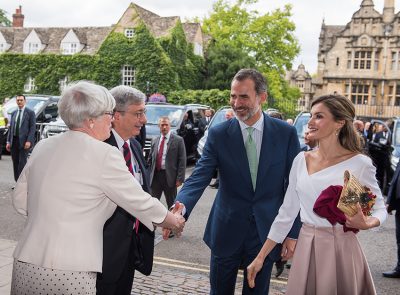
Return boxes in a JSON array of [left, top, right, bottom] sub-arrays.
[[314, 0, 400, 119], [286, 64, 314, 111]]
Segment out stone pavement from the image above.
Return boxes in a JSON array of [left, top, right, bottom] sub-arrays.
[[0, 237, 287, 295]]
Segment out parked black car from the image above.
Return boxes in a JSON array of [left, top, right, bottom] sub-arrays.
[[2, 95, 60, 150], [144, 103, 210, 161]]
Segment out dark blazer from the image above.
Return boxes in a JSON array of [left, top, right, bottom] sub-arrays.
[[100, 133, 151, 283], [176, 113, 301, 260], [198, 117, 210, 134], [387, 161, 400, 211], [7, 107, 36, 149], [149, 133, 186, 187]]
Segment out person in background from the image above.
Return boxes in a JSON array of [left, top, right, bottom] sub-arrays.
[[247, 94, 387, 294], [199, 109, 213, 136], [383, 159, 400, 278], [149, 117, 186, 210], [6, 95, 36, 182], [10, 81, 184, 295], [286, 118, 294, 125], [302, 130, 318, 151], [225, 109, 235, 120], [0, 99, 7, 160], [96, 85, 152, 295]]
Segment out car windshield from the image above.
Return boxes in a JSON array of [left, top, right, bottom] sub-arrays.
[[5, 97, 47, 115], [294, 113, 310, 145], [145, 105, 184, 127], [210, 108, 232, 128]]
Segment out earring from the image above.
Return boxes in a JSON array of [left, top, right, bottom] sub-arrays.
[[335, 129, 340, 136]]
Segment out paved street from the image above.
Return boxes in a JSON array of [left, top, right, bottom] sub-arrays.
[[0, 154, 399, 294]]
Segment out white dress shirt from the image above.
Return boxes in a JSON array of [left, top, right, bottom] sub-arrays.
[[111, 129, 143, 185], [238, 113, 264, 160], [157, 131, 171, 170], [268, 152, 387, 243]]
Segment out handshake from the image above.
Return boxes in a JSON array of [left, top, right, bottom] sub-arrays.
[[162, 201, 186, 239]]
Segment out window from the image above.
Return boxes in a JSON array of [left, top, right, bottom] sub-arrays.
[[62, 43, 79, 55], [374, 52, 379, 70], [353, 50, 372, 69], [389, 85, 400, 106], [391, 51, 400, 71], [350, 84, 369, 105], [24, 77, 36, 92], [59, 76, 69, 92], [347, 52, 352, 69], [44, 102, 59, 119], [396, 85, 400, 106], [124, 29, 135, 38], [28, 43, 40, 54], [336, 57, 340, 66], [122, 65, 135, 86]]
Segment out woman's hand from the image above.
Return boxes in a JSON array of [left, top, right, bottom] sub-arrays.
[[247, 256, 264, 288], [345, 203, 379, 230]]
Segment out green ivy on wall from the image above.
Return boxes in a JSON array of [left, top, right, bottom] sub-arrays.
[[0, 22, 204, 100]]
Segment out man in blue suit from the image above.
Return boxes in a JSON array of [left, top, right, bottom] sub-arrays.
[[164, 69, 301, 294], [6, 95, 36, 181]]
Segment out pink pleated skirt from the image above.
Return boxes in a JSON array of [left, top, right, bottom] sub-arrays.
[[286, 223, 376, 295]]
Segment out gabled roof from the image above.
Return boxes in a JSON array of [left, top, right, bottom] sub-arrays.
[[182, 23, 201, 43], [0, 26, 112, 54]]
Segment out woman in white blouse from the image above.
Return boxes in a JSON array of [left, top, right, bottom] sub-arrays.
[[247, 94, 387, 295]]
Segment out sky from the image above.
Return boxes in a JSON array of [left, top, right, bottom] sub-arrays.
[[1, 0, 392, 74]]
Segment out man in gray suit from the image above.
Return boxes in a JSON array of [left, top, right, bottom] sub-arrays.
[[149, 116, 186, 209], [6, 95, 36, 181]]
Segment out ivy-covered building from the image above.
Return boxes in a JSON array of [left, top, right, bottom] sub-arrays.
[[0, 3, 206, 99]]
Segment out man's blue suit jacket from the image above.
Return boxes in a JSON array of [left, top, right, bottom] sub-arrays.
[[176, 113, 301, 260], [7, 107, 36, 149]]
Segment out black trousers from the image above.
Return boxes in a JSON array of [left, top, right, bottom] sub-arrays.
[[96, 240, 136, 295], [11, 137, 29, 181], [151, 170, 177, 209], [396, 210, 400, 271], [0, 128, 4, 159]]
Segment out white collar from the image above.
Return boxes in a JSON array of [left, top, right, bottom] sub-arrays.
[[238, 112, 264, 132], [111, 128, 129, 149]]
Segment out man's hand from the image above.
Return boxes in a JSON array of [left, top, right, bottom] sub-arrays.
[[176, 180, 182, 187], [386, 204, 393, 215], [6, 143, 11, 152], [281, 238, 296, 261], [163, 201, 185, 240], [24, 142, 31, 150]]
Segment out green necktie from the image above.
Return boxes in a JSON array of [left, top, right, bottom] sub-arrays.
[[245, 127, 258, 190], [15, 110, 21, 136]]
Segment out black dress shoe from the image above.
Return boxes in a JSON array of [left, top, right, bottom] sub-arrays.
[[382, 269, 400, 278], [209, 182, 219, 189]]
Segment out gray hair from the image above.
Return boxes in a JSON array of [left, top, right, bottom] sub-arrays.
[[232, 69, 267, 95], [110, 85, 146, 112], [158, 116, 170, 125], [58, 81, 115, 129]]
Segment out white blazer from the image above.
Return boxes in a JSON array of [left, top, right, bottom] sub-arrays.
[[13, 131, 167, 272]]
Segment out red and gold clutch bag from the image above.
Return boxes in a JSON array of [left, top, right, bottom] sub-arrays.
[[337, 170, 376, 217]]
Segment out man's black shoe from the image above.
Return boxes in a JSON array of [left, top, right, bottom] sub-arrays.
[[275, 260, 285, 278], [382, 269, 400, 278]]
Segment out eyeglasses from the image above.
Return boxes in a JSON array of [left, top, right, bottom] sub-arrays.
[[104, 111, 114, 119], [116, 109, 147, 119]]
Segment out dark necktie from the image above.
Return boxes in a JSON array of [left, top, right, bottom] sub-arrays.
[[156, 136, 166, 171], [123, 142, 140, 232], [15, 110, 22, 136]]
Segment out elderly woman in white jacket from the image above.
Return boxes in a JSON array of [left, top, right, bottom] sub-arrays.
[[11, 81, 184, 295]]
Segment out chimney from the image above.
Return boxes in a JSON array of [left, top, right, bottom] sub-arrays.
[[12, 6, 24, 27], [383, 0, 395, 23]]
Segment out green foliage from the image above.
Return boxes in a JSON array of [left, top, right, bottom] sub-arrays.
[[0, 23, 204, 98], [166, 89, 230, 110], [205, 40, 255, 90], [159, 22, 204, 89], [0, 9, 11, 27]]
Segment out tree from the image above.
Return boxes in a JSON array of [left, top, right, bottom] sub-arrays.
[[205, 40, 255, 90], [0, 9, 11, 27]]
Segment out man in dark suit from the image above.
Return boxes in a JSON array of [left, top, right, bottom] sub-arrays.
[[96, 85, 150, 295], [383, 160, 400, 278], [198, 108, 212, 136], [149, 116, 186, 209], [164, 69, 301, 294], [6, 95, 36, 181]]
